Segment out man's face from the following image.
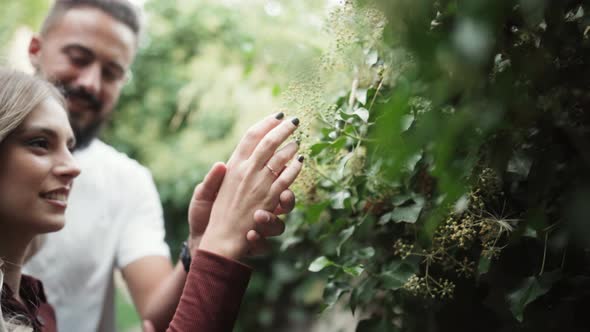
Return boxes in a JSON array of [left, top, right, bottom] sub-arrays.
[[30, 7, 137, 148]]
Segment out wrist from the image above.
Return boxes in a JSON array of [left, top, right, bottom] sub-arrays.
[[199, 232, 246, 261]]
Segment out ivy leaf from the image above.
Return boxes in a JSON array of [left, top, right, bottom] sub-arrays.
[[507, 272, 560, 322], [378, 212, 392, 225], [391, 197, 424, 224], [304, 201, 330, 224], [357, 247, 375, 259], [309, 256, 335, 272], [356, 88, 368, 105], [323, 281, 350, 309], [477, 256, 491, 276], [343, 264, 364, 277], [365, 49, 379, 66], [405, 152, 422, 173], [354, 107, 370, 123], [507, 151, 532, 179], [310, 142, 330, 156], [337, 226, 355, 256], [401, 114, 415, 131], [331, 190, 351, 209], [380, 261, 415, 289]]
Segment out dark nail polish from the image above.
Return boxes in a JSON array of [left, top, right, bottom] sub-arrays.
[[292, 117, 300, 126], [275, 112, 285, 120], [297, 155, 305, 163]]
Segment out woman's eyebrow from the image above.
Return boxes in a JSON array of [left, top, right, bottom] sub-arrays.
[[14, 126, 57, 137]]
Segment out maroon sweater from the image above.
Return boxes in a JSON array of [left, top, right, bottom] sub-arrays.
[[3, 249, 251, 332], [1, 274, 57, 332], [167, 249, 252, 332]]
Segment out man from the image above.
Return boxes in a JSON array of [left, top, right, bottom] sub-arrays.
[[23, 1, 294, 331]]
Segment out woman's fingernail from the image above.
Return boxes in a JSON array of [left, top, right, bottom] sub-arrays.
[[297, 155, 305, 163], [292, 117, 300, 126], [275, 112, 285, 120]]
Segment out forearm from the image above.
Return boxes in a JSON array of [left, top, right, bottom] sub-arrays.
[[139, 263, 187, 332], [167, 250, 251, 332]]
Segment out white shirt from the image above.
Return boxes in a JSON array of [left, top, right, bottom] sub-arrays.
[[24, 139, 170, 332]]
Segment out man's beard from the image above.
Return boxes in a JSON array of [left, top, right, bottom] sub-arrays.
[[70, 117, 103, 150], [55, 82, 105, 150]]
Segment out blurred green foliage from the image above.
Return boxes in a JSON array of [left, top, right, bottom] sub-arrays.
[[283, 0, 590, 331], [0, 0, 49, 58]]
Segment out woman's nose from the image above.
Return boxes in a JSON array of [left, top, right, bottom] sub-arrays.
[[54, 152, 81, 181]]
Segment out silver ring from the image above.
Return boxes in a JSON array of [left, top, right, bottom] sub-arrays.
[[265, 164, 279, 177]]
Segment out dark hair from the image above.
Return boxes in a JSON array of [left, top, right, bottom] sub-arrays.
[[41, 0, 141, 37]]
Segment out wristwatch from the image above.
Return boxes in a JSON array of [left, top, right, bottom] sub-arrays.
[[180, 241, 191, 273]]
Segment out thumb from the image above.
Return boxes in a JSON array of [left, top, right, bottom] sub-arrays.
[[193, 162, 227, 201]]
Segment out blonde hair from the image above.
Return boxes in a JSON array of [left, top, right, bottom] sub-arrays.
[[0, 68, 64, 332], [0, 68, 64, 144]]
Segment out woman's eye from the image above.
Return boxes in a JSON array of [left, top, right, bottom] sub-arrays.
[[28, 138, 50, 150]]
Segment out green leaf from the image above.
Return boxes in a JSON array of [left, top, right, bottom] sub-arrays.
[[508, 272, 560, 322], [477, 256, 491, 276], [391, 197, 424, 224], [378, 212, 393, 225], [304, 201, 330, 224], [380, 261, 416, 290], [309, 256, 335, 272], [365, 49, 379, 66], [323, 282, 350, 309], [401, 114, 415, 131], [331, 190, 351, 209], [310, 142, 330, 156], [343, 264, 365, 277], [356, 88, 368, 105], [356, 247, 375, 259], [354, 107, 370, 123], [337, 226, 355, 256]]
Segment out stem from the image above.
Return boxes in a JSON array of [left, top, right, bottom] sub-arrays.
[[368, 77, 385, 112], [539, 231, 549, 276]]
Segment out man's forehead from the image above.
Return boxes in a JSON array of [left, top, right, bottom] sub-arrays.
[[44, 6, 137, 66]]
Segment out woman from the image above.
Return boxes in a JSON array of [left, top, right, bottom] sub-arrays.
[[0, 68, 302, 332]]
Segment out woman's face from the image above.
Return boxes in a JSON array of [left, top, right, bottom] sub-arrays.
[[0, 97, 80, 235]]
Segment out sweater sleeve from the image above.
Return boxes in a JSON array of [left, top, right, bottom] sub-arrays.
[[167, 249, 252, 332]]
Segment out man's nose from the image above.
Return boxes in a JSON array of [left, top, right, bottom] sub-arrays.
[[75, 63, 102, 97]]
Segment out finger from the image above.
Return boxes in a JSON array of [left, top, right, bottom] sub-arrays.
[[274, 189, 295, 215], [230, 112, 286, 162], [193, 162, 227, 201], [246, 229, 261, 242], [142, 321, 156, 332], [250, 117, 299, 168], [253, 210, 285, 237], [245, 234, 272, 256], [271, 155, 304, 196], [264, 141, 299, 178]]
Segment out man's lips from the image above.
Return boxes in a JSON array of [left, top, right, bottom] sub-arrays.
[[67, 97, 100, 114]]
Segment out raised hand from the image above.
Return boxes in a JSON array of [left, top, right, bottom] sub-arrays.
[[187, 157, 297, 255], [199, 113, 303, 260]]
